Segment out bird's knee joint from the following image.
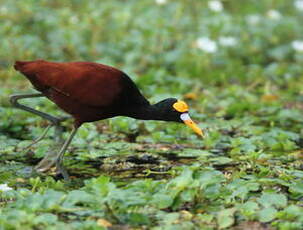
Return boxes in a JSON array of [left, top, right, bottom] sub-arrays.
[[9, 95, 20, 105]]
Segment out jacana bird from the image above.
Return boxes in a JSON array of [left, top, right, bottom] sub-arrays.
[[11, 60, 203, 179]]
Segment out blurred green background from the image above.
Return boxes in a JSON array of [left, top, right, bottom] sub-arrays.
[[0, 0, 303, 229]]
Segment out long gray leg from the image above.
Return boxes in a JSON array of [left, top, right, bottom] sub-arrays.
[[52, 127, 78, 180], [10, 93, 70, 172], [10, 93, 66, 125], [22, 124, 52, 151]]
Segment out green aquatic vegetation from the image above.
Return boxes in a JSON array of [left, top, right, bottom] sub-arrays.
[[1, 0, 303, 229]]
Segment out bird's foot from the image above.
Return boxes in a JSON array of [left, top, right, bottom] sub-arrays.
[[35, 157, 70, 181], [35, 156, 57, 173], [56, 157, 69, 181], [56, 165, 70, 181], [34, 141, 62, 172]]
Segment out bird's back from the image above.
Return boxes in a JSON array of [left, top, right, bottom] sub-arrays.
[[14, 60, 126, 106], [14, 60, 149, 124]]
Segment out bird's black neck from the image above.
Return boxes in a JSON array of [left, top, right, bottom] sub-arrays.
[[124, 103, 167, 121]]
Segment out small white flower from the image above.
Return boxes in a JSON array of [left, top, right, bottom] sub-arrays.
[[0, 6, 8, 14], [92, 11, 99, 17], [196, 37, 218, 53], [208, 0, 223, 12], [70, 16, 79, 24], [155, 0, 167, 5], [267, 10, 281, 20], [0, 184, 12, 192], [294, 0, 303, 10], [246, 14, 261, 25], [292, 40, 303, 52], [219, 36, 237, 47]]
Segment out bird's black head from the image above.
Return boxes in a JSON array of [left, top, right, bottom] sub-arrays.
[[153, 98, 182, 122], [153, 98, 204, 137], [125, 97, 204, 137]]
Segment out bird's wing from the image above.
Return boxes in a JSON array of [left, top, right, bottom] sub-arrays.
[[15, 60, 124, 107]]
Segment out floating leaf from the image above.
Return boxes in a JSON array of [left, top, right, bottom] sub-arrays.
[[258, 207, 277, 222], [217, 208, 236, 229], [257, 193, 287, 208]]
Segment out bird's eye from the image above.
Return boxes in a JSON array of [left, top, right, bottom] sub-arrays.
[[173, 100, 189, 112]]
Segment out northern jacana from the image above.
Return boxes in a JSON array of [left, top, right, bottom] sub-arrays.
[[11, 60, 203, 179]]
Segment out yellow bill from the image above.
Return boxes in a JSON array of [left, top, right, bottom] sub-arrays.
[[180, 113, 204, 137]]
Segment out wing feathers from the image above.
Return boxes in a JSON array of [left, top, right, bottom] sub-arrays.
[[14, 60, 123, 107]]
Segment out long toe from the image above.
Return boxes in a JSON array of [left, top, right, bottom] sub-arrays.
[[55, 163, 70, 181], [35, 141, 64, 172], [35, 156, 57, 172]]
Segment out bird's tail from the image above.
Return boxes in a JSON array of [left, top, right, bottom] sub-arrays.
[[14, 59, 45, 78], [13, 60, 47, 91], [14, 60, 39, 73]]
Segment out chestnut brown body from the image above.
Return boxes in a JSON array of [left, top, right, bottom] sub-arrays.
[[14, 60, 149, 127]]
